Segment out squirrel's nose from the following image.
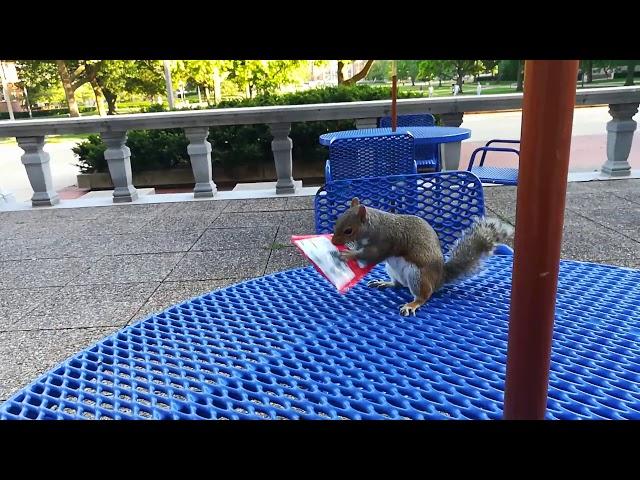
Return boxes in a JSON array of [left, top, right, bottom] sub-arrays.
[[331, 235, 340, 245]]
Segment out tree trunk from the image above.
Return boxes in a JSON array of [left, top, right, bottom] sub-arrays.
[[90, 78, 107, 116], [56, 60, 80, 117], [204, 86, 211, 104], [438, 77, 442, 87], [516, 61, 524, 92], [585, 60, 593, 83], [341, 60, 375, 86], [456, 66, 464, 94], [103, 89, 118, 115], [625, 61, 636, 86], [213, 67, 221, 104], [337, 61, 345, 84]]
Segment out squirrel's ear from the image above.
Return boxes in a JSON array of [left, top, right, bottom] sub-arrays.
[[350, 197, 360, 208], [357, 205, 366, 222]]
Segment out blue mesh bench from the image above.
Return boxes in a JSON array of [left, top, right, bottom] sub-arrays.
[[379, 114, 440, 170], [3, 171, 640, 420], [467, 139, 520, 185], [320, 127, 471, 175]]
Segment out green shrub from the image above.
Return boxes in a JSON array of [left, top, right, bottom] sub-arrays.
[[73, 85, 433, 174], [73, 135, 107, 174], [74, 130, 189, 174]]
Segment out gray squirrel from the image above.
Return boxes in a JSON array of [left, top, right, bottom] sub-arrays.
[[331, 198, 514, 316]]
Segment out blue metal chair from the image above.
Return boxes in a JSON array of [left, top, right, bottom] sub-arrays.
[[315, 170, 513, 255], [325, 133, 417, 183], [379, 113, 440, 170], [467, 139, 520, 185]]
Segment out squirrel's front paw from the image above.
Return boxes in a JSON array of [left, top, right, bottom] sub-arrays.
[[368, 279, 393, 289], [339, 250, 357, 262]]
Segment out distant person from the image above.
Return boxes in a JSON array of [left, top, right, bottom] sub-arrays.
[[453, 84, 460, 96], [428, 85, 434, 97], [477, 82, 482, 95]]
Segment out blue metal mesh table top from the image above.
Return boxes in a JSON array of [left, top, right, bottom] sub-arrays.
[[2, 255, 640, 420], [319, 127, 471, 146]]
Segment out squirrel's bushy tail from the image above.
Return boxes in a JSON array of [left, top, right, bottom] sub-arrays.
[[443, 217, 514, 284]]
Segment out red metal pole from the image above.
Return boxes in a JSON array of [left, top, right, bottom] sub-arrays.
[[503, 60, 580, 420], [391, 75, 398, 131], [391, 61, 398, 132]]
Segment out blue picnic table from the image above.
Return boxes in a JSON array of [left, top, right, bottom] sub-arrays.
[[1, 256, 639, 420], [320, 126, 471, 171]]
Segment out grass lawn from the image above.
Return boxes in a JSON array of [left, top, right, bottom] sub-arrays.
[[0, 133, 89, 146], [395, 77, 631, 97]]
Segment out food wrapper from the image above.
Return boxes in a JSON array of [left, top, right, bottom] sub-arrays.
[[291, 234, 376, 294]]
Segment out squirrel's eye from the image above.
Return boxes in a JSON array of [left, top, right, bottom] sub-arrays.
[[344, 227, 352, 235]]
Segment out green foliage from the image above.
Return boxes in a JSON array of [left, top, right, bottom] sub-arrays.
[[72, 135, 107, 173], [366, 60, 390, 81], [73, 85, 429, 174], [14, 60, 62, 105], [225, 60, 308, 97], [417, 60, 454, 82], [497, 60, 519, 81], [74, 130, 190, 174], [396, 60, 420, 83]]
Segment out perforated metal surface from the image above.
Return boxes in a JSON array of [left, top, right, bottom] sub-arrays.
[[326, 134, 417, 182], [414, 153, 438, 170], [470, 166, 519, 185], [2, 256, 640, 420], [319, 127, 471, 146], [381, 115, 439, 170], [315, 171, 485, 251]]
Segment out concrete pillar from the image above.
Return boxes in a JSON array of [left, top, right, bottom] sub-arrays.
[[439, 112, 465, 171], [601, 103, 638, 177], [185, 126, 216, 198], [355, 118, 378, 129], [101, 131, 138, 203], [16, 136, 60, 206], [269, 122, 296, 194]]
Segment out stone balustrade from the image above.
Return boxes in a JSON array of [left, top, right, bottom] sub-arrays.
[[0, 86, 638, 207]]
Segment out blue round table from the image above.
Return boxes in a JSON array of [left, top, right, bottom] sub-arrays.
[[2, 256, 640, 420], [319, 126, 471, 146]]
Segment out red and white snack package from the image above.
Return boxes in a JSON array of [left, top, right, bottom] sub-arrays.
[[291, 234, 376, 294]]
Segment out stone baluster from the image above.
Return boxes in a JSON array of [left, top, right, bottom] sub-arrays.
[[101, 131, 138, 203], [269, 122, 296, 194], [184, 127, 217, 198], [16, 136, 60, 207], [601, 103, 638, 177]]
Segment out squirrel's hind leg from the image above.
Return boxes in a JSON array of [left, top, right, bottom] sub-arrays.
[[399, 267, 436, 316]]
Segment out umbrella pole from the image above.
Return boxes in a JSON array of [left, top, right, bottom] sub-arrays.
[[503, 60, 580, 420], [391, 60, 398, 132]]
